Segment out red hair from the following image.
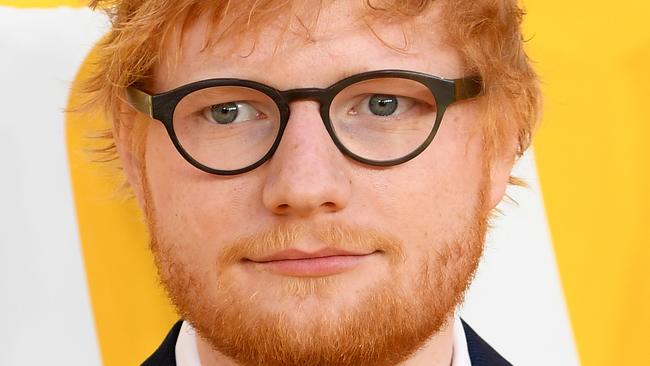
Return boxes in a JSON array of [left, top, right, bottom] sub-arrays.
[[83, 0, 540, 172]]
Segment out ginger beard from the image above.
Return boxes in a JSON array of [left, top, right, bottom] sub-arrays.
[[143, 176, 489, 366]]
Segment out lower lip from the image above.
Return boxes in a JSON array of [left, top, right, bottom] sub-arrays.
[[249, 254, 374, 277]]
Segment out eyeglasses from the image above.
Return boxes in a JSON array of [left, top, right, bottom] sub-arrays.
[[126, 69, 481, 175]]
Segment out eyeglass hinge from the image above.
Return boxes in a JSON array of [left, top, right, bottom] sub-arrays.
[[126, 87, 153, 117]]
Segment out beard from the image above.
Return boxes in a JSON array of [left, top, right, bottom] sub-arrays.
[[144, 183, 489, 366]]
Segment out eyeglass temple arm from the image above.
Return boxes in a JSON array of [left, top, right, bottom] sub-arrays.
[[126, 86, 154, 117], [453, 77, 482, 102]]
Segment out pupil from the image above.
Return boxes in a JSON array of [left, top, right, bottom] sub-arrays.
[[211, 102, 238, 124], [369, 94, 398, 116]]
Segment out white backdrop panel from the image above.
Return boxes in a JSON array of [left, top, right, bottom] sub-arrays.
[[463, 150, 580, 365], [0, 7, 106, 366]]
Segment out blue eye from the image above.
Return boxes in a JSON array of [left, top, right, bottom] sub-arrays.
[[203, 101, 262, 124], [208, 102, 238, 124], [368, 94, 398, 116], [349, 94, 415, 117]]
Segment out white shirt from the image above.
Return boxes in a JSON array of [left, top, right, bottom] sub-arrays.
[[451, 313, 472, 366], [176, 314, 472, 366]]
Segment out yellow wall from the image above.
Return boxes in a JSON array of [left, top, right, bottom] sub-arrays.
[[66, 47, 177, 365], [1, 0, 85, 7], [526, 1, 650, 365]]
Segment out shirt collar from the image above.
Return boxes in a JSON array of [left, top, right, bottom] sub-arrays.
[[175, 321, 201, 366], [452, 313, 472, 366]]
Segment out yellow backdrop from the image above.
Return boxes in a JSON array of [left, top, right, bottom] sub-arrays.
[[6, 1, 650, 365], [1, 0, 86, 7], [525, 2, 650, 365]]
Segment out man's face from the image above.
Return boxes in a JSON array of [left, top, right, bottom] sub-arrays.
[[124, 3, 509, 365]]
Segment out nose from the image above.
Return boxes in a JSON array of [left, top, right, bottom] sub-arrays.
[[261, 101, 352, 217]]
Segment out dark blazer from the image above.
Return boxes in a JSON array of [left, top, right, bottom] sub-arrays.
[[142, 319, 512, 366]]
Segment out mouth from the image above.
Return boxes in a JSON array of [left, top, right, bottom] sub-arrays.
[[244, 248, 380, 277]]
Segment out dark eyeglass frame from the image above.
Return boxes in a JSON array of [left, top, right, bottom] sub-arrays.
[[126, 69, 482, 175]]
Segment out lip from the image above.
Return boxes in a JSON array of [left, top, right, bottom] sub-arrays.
[[245, 248, 378, 277], [249, 248, 375, 263]]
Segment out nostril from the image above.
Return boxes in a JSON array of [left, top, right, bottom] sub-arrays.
[[321, 202, 339, 211], [277, 203, 290, 210]]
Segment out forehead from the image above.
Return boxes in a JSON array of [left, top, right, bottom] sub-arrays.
[[152, 1, 462, 92]]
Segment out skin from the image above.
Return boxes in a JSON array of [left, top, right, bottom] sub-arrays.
[[117, 2, 515, 365]]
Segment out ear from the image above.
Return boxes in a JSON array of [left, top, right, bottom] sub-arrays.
[[487, 142, 518, 210], [114, 101, 147, 209]]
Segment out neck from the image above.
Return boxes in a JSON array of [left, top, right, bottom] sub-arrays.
[[196, 314, 456, 366]]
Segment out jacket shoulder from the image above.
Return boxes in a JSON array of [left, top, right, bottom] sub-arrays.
[[141, 320, 183, 366], [461, 319, 513, 366]]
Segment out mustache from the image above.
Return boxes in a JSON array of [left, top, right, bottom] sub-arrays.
[[218, 222, 405, 266]]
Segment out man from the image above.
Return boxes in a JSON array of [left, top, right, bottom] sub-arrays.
[[86, 0, 540, 365]]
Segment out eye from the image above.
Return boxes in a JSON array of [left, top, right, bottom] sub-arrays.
[[350, 94, 415, 117], [202, 101, 264, 124], [369, 94, 398, 116]]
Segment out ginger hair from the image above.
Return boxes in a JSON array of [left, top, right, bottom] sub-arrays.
[[83, 0, 541, 180]]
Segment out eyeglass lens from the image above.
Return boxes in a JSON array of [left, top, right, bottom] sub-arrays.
[[330, 78, 438, 161], [173, 86, 281, 171]]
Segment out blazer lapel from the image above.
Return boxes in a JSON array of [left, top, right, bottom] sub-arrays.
[[141, 320, 183, 366], [461, 319, 513, 366]]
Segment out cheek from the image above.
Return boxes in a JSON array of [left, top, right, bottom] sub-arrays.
[[143, 122, 262, 260], [359, 106, 485, 249], [420, 104, 486, 196]]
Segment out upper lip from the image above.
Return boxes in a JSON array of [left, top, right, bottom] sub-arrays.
[[248, 248, 376, 263]]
